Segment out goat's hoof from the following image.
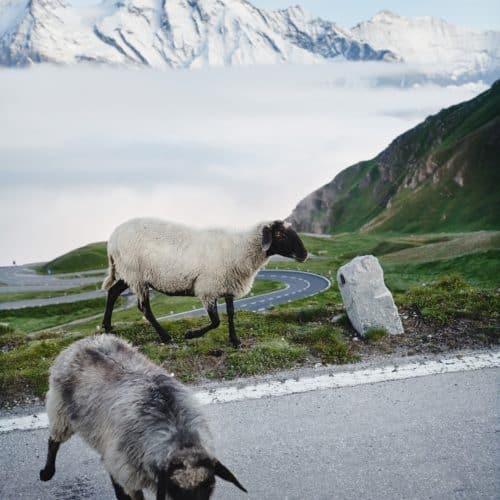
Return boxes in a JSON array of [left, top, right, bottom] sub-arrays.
[[40, 468, 55, 481]]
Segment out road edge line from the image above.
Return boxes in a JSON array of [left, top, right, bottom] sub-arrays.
[[1, 351, 498, 434]]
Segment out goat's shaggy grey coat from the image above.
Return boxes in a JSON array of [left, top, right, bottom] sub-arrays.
[[40, 335, 246, 500], [101, 218, 308, 346]]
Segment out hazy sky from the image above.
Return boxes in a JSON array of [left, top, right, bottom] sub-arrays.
[[0, 63, 485, 265]]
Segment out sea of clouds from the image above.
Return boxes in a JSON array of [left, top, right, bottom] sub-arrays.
[[0, 62, 487, 265]]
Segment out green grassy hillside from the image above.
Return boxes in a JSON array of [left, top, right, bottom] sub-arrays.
[[289, 80, 500, 234], [36, 242, 107, 274], [368, 117, 500, 233]]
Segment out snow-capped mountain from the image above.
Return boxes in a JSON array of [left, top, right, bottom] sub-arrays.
[[0, 0, 395, 68], [0, 1, 498, 81], [351, 10, 500, 82]]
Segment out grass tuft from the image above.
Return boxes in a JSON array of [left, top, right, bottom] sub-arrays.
[[271, 305, 331, 323], [292, 325, 359, 364], [402, 274, 499, 323], [0, 334, 85, 401], [364, 327, 388, 342], [0, 323, 14, 335]]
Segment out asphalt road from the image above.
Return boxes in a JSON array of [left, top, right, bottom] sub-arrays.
[[158, 270, 330, 320], [0, 265, 103, 293], [0, 269, 330, 314], [0, 365, 497, 500]]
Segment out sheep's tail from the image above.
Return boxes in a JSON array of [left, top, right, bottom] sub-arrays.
[[101, 254, 116, 291]]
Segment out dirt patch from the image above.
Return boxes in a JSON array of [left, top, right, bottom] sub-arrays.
[[350, 306, 499, 358]]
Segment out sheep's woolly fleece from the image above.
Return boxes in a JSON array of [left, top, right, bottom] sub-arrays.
[[46, 334, 213, 495], [103, 218, 272, 306]]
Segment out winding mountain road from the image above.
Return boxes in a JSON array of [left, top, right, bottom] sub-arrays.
[[0, 265, 104, 292], [0, 267, 330, 315], [159, 270, 330, 320]]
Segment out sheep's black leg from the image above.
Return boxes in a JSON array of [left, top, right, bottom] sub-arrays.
[[139, 293, 172, 343], [110, 475, 133, 500], [102, 279, 128, 332], [185, 300, 220, 340], [39, 438, 60, 481], [225, 295, 241, 348]]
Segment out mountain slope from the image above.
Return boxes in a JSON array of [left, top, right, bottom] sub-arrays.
[[0, 0, 395, 68], [351, 10, 500, 82], [288, 80, 500, 234]]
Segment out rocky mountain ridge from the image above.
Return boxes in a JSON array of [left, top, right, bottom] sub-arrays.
[[288, 80, 500, 234], [0, 1, 498, 82], [0, 0, 395, 68]]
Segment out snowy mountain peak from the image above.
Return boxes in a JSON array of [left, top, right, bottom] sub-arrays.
[[280, 4, 307, 18], [352, 11, 500, 81], [0, 0, 498, 81], [369, 10, 400, 23], [0, 0, 397, 68]]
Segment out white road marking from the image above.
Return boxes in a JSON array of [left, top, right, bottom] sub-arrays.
[[2, 352, 498, 434]]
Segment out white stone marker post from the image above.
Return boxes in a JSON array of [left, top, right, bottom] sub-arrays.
[[337, 255, 404, 336]]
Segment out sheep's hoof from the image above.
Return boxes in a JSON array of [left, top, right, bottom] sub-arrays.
[[184, 330, 199, 340], [154, 328, 172, 343], [40, 467, 55, 481]]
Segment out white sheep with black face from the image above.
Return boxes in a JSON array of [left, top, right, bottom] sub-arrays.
[[101, 217, 308, 347], [40, 334, 247, 500]]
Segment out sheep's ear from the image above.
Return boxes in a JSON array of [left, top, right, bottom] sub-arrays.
[[214, 460, 247, 493], [261, 226, 272, 252]]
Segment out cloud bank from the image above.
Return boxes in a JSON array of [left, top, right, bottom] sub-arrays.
[[0, 62, 486, 265]]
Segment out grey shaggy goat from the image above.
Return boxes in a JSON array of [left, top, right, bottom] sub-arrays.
[[40, 335, 247, 500], [101, 217, 308, 347]]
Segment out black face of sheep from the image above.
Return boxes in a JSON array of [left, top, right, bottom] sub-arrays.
[[262, 221, 308, 262], [157, 449, 247, 500]]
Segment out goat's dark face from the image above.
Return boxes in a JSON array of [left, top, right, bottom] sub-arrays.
[[157, 448, 246, 500], [262, 221, 308, 262]]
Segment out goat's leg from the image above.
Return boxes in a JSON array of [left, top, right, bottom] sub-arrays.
[[138, 292, 172, 343], [225, 295, 241, 348], [39, 438, 61, 481], [110, 475, 133, 500], [102, 279, 128, 332], [185, 300, 220, 340]]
